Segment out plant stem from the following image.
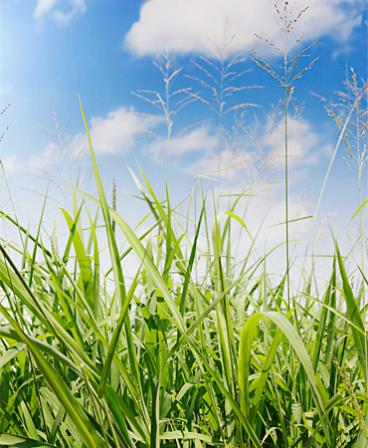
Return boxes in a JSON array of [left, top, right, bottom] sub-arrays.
[[284, 91, 291, 308], [283, 0, 291, 307]]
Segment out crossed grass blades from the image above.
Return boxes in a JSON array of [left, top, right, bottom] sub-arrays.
[[0, 0, 367, 446], [0, 97, 365, 446]]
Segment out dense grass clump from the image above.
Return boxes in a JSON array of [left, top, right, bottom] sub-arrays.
[[0, 103, 366, 447]]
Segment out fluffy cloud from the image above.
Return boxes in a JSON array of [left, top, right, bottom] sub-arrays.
[[125, 0, 362, 58], [28, 107, 161, 175], [70, 107, 162, 156], [147, 127, 218, 161], [27, 107, 162, 181], [34, 0, 86, 26]]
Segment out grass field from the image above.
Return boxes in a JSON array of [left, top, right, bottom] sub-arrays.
[[0, 99, 366, 447], [0, 0, 368, 445]]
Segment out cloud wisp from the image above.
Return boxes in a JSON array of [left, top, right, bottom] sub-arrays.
[[34, 0, 86, 26]]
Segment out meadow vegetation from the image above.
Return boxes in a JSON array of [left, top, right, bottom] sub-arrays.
[[0, 1, 367, 447]]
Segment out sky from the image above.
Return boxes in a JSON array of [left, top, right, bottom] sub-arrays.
[[0, 0, 367, 272]]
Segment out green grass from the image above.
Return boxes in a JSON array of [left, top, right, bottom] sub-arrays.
[[0, 102, 366, 447]]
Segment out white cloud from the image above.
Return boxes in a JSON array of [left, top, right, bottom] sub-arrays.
[[35, 0, 58, 17], [146, 126, 260, 180], [28, 107, 162, 176], [147, 126, 218, 161], [70, 107, 162, 157], [262, 114, 332, 169], [331, 44, 353, 60], [125, 0, 362, 58], [34, 0, 86, 26]]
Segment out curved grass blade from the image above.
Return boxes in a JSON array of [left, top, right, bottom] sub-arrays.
[[238, 311, 330, 442]]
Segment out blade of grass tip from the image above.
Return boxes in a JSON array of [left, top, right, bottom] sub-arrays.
[[133, 166, 190, 277], [0, 212, 52, 258], [61, 207, 94, 304], [0, 244, 47, 320], [270, 215, 314, 227], [315, 86, 368, 217], [135, 166, 191, 275], [220, 194, 243, 246], [162, 184, 173, 282], [85, 208, 101, 318], [21, 225, 30, 270], [137, 165, 167, 221], [110, 209, 186, 334], [224, 210, 254, 241], [351, 198, 368, 222], [104, 221, 160, 279], [29, 192, 48, 288], [179, 204, 205, 315], [128, 168, 160, 222], [78, 97, 126, 306], [138, 171, 190, 280], [61, 201, 85, 264]]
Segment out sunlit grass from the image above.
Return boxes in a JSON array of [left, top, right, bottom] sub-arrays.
[[0, 100, 366, 447]]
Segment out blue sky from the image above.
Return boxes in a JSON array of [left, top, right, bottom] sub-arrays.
[[0, 0, 367, 258]]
